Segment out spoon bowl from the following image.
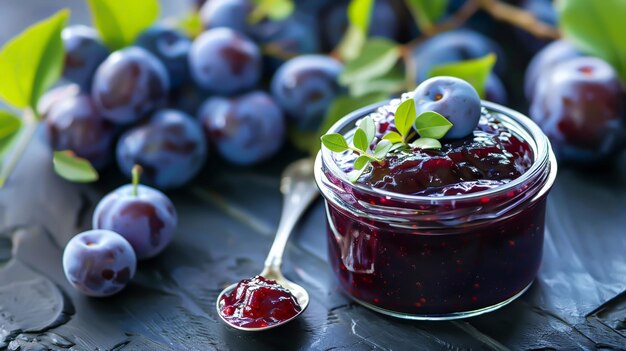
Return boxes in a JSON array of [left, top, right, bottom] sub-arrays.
[[215, 158, 317, 331], [215, 271, 310, 331]]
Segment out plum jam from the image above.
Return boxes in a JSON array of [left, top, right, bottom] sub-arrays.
[[314, 97, 557, 319], [219, 275, 302, 328]]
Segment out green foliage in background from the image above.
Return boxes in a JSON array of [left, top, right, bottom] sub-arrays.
[[87, 0, 159, 50], [557, 0, 626, 83], [0, 10, 68, 112]]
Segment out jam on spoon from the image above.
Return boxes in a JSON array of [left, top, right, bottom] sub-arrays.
[[219, 275, 302, 328]]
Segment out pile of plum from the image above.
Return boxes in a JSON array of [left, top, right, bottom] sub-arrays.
[[44, 0, 349, 190], [42, 0, 624, 196]]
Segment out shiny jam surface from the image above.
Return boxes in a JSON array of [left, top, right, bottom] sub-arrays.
[[334, 108, 534, 196], [219, 275, 302, 328], [323, 102, 549, 316]]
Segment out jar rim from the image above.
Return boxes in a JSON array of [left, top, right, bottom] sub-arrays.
[[316, 99, 555, 203]]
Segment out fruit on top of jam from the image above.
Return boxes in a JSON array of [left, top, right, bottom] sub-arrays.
[[413, 76, 481, 139], [219, 275, 302, 328]]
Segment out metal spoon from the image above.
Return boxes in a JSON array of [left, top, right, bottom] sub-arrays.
[[216, 158, 319, 331]]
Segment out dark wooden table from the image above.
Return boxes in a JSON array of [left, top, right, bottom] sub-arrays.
[[2, 2, 626, 350], [2, 127, 626, 351]]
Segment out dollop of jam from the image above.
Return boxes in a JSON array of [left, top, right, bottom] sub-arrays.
[[219, 275, 302, 328], [335, 102, 533, 196]]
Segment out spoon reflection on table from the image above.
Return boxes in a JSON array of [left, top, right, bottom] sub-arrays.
[[216, 158, 319, 331]]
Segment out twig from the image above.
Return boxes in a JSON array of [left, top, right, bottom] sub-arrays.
[[421, 0, 481, 38], [477, 0, 560, 40], [403, 0, 480, 51], [400, 0, 480, 87]]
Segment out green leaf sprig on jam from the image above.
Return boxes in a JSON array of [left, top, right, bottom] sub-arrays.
[[321, 99, 453, 182]]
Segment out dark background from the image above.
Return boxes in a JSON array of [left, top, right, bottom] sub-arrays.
[[1, 1, 626, 350]]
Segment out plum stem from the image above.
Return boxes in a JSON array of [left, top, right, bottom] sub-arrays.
[[132, 165, 142, 196], [0, 109, 38, 189]]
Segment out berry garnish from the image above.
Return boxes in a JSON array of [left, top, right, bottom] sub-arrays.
[[413, 76, 481, 139]]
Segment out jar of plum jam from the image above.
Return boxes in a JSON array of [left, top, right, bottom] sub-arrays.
[[314, 98, 557, 320]]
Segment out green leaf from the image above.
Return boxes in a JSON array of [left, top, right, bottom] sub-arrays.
[[267, 0, 294, 21], [404, 0, 449, 31], [339, 39, 401, 86], [348, 66, 406, 97], [53, 151, 99, 183], [319, 93, 389, 136], [177, 11, 203, 39], [0, 10, 69, 110], [353, 128, 369, 152], [321, 133, 350, 152], [336, 0, 375, 60], [348, 167, 366, 183], [337, 25, 367, 61], [348, 0, 375, 32], [410, 137, 442, 149], [249, 0, 294, 23], [0, 112, 22, 157], [353, 155, 371, 170], [383, 131, 403, 144], [88, 0, 159, 50], [428, 54, 496, 98], [0, 111, 21, 140], [359, 116, 376, 145], [390, 143, 408, 152], [556, 0, 626, 82], [414, 111, 453, 139], [312, 92, 388, 155], [373, 139, 393, 159], [394, 99, 417, 139]]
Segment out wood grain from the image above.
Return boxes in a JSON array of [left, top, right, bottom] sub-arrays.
[[1, 128, 626, 351]]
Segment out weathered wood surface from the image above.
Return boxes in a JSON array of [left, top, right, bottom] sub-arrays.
[[2, 2, 626, 350], [1, 127, 626, 351]]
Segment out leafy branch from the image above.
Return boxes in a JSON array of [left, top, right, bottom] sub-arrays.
[[404, 0, 560, 44], [321, 115, 390, 182], [321, 99, 452, 183], [0, 10, 78, 188], [330, 0, 561, 92]]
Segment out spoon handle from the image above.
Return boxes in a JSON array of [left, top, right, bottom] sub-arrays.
[[263, 161, 319, 272]]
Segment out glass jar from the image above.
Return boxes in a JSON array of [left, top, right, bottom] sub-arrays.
[[314, 100, 557, 320]]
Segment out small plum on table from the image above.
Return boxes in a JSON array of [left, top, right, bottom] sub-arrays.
[[63, 230, 136, 297], [93, 166, 177, 260]]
